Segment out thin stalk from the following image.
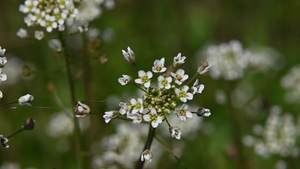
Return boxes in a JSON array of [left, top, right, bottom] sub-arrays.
[[135, 124, 156, 169], [7, 129, 23, 139], [154, 136, 188, 169], [132, 83, 147, 93], [186, 72, 198, 86], [58, 31, 83, 169]]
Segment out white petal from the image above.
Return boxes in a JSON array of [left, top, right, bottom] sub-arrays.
[[143, 114, 151, 122], [138, 70, 146, 77]]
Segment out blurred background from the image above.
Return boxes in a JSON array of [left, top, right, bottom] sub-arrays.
[[0, 0, 299, 169]]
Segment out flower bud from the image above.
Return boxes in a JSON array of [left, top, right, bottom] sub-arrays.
[[18, 94, 34, 106], [75, 101, 91, 118]]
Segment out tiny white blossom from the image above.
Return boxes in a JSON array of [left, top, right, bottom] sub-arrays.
[[103, 111, 118, 123], [130, 98, 143, 114], [78, 23, 89, 33], [173, 53, 186, 68], [152, 57, 167, 73], [157, 75, 172, 89], [18, 94, 34, 106], [135, 70, 153, 88], [0, 135, 9, 149], [0, 68, 7, 82], [16, 28, 28, 38], [175, 85, 193, 102], [0, 47, 6, 56], [143, 108, 163, 128], [122, 47, 135, 63], [174, 104, 193, 122], [75, 101, 90, 118], [34, 30, 44, 40], [191, 79, 205, 94], [169, 126, 182, 139], [196, 108, 211, 117], [0, 57, 7, 67], [141, 149, 152, 163], [128, 113, 143, 123], [171, 69, 189, 85], [118, 75, 132, 85], [119, 102, 130, 115], [0, 91, 2, 99], [48, 39, 62, 52]]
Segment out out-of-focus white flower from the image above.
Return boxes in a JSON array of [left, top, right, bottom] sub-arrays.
[[118, 75, 132, 85], [0, 47, 6, 56], [0, 135, 9, 149], [175, 85, 193, 102], [157, 75, 172, 89], [141, 149, 152, 163], [0, 91, 2, 99], [135, 70, 153, 88], [122, 47, 135, 64], [169, 126, 182, 139], [171, 69, 188, 85], [173, 53, 186, 68], [0, 57, 7, 67], [34, 30, 44, 40], [48, 39, 62, 52], [281, 65, 300, 103], [174, 104, 193, 122], [0, 69, 7, 82], [103, 111, 118, 123], [16, 28, 28, 38], [143, 108, 163, 128], [78, 23, 89, 33], [0, 162, 21, 169], [18, 94, 34, 106], [197, 61, 211, 74], [75, 101, 90, 118], [152, 57, 167, 73]]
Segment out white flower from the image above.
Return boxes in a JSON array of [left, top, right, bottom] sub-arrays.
[[78, 23, 89, 33], [48, 39, 62, 52], [169, 126, 182, 139], [119, 102, 130, 115], [152, 57, 167, 73], [171, 69, 189, 85], [0, 46, 6, 56], [0, 91, 2, 99], [130, 98, 143, 114], [75, 101, 90, 118], [173, 53, 186, 68], [0, 68, 7, 82], [103, 111, 118, 123], [143, 108, 163, 128], [190, 79, 205, 94], [157, 75, 172, 89], [196, 108, 211, 117], [197, 61, 211, 74], [118, 75, 132, 85], [175, 85, 193, 102], [128, 114, 143, 123], [18, 94, 34, 106], [16, 28, 28, 38], [174, 104, 193, 122], [135, 70, 153, 88], [0, 57, 7, 67], [34, 30, 44, 40], [141, 149, 152, 163], [122, 47, 135, 63], [0, 135, 9, 149]]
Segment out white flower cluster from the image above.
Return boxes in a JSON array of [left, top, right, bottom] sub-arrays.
[[243, 106, 299, 158], [281, 65, 300, 103], [76, 0, 105, 25], [0, 46, 7, 99], [104, 47, 210, 140], [19, 0, 78, 33]]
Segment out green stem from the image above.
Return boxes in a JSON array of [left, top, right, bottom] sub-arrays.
[[132, 83, 147, 93], [154, 136, 188, 169], [58, 31, 83, 169], [135, 124, 156, 169], [186, 72, 198, 86], [7, 128, 23, 139]]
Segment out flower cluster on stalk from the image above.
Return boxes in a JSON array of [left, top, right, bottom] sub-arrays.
[[0, 46, 7, 99], [104, 47, 211, 140]]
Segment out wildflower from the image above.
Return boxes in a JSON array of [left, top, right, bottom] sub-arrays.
[[197, 61, 211, 74], [0, 135, 9, 149], [196, 108, 211, 117], [122, 47, 135, 64], [0, 69, 7, 82], [143, 108, 163, 128], [141, 149, 152, 163], [18, 94, 34, 106], [34, 30, 44, 40], [175, 85, 193, 102], [0, 47, 6, 56], [190, 79, 205, 94], [171, 69, 189, 85], [169, 126, 182, 139], [0, 57, 7, 67], [118, 75, 132, 85], [152, 57, 167, 73], [48, 39, 62, 52], [135, 70, 153, 88], [130, 98, 143, 114], [173, 53, 186, 68], [16, 28, 28, 38], [157, 75, 172, 89], [174, 104, 193, 122], [128, 114, 143, 123], [103, 111, 118, 123], [78, 23, 89, 33], [119, 102, 130, 115], [75, 101, 90, 118], [22, 117, 35, 130]]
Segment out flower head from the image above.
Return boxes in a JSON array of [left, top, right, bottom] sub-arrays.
[[174, 104, 193, 122], [0, 68, 7, 82], [103, 111, 118, 123], [75, 101, 90, 118], [122, 47, 135, 64], [141, 149, 152, 163], [175, 85, 193, 102], [152, 57, 167, 73], [143, 108, 163, 128], [119, 102, 130, 115], [130, 98, 143, 114], [34, 30, 44, 40], [0, 46, 6, 56], [0, 135, 9, 149], [171, 69, 189, 85], [135, 70, 153, 88], [173, 53, 186, 68], [196, 108, 211, 117], [197, 61, 211, 74], [128, 113, 143, 123], [158, 75, 172, 89], [118, 75, 132, 85], [169, 126, 182, 139], [18, 94, 34, 106], [190, 79, 205, 94], [17, 28, 28, 38], [0, 57, 7, 67]]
